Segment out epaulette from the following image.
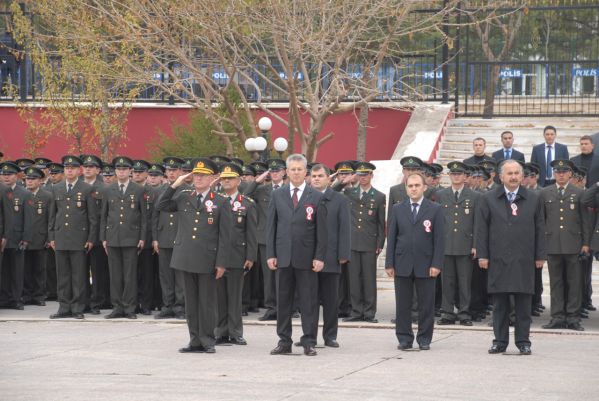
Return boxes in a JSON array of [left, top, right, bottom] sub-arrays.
[[242, 194, 255, 203], [181, 188, 193, 193]]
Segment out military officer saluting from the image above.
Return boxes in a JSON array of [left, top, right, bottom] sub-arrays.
[[48, 155, 98, 319], [156, 158, 230, 354], [100, 156, 147, 319], [343, 161, 386, 323], [215, 162, 257, 346]]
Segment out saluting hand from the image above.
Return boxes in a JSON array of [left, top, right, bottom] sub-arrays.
[[255, 170, 270, 184], [172, 172, 192, 189]]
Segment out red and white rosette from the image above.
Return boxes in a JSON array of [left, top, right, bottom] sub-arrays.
[[423, 219, 432, 232], [306, 205, 314, 221], [205, 200, 214, 213], [511, 203, 518, 216]]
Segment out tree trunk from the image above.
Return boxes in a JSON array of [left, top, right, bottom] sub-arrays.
[[356, 106, 369, 160], [483, 65, 501, 119]]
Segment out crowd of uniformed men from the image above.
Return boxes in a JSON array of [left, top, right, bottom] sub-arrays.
[[0, 125, 596, 355]]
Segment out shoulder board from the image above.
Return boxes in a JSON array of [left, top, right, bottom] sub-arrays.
[[181, 189, 193, 193], [241, 194, 254, 203]]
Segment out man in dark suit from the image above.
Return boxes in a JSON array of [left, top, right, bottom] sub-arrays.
[[463, 137, 495, 166], [267, 154, 327, 357], [309, 164, 351, 347], [156, 158, 230, 354], [100, 156, 147, 319], [477, 160, 546, 355], [492, 131, 526, 164], [570, 135, 594, 189], [386, 173, 444, 351], [0, 161, 33, 309], [48, 156, 98, 319], [387, 156, 424, 210], [530, 125, 569, 187]]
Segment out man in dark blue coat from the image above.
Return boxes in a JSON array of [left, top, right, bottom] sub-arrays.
[[386, 173, 444, 351], [530, 125, 569, 187]]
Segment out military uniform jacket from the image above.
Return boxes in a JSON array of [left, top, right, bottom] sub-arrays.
[[540, 184, 591, 254], [580, 183, 599, 250], [156, 186, 229, 274], [320, 187, 351, 273], [0, 183, 5, 239], [48, 180, 98, 250], [152, 184, 181, 249], [436, 187, 479, 255], [243, 181, 276, 245], [89, 179, 104, 246], [100, 181, 147, 247], [385, 198, 445, 278], [224, 193, 258, 268], [142, 184, 159, 250], [266, 185, 328, 269], [346, 186, 386, 252], [1, 184, 33, 249], [476, 186, 546, 294], [24, 188, 52, 250]]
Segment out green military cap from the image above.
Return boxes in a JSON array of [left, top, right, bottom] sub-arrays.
[[148, 163, 165, 176], [334, 160, 355, 173], [400, 156, 423, 169], [132, 159, 151, 172], [48, 162, 64, 174], [478, 160, 497, 173], [219, 162, 242, 178], [242, 165, 256, 176], [16, 158, 35, 170], [81, 154, 102, 167], [181, 158, 193, 172], [447, 161, 468, 173], [112, 156, 134, 168], [209, 155, 231, 166], [250, 161, 268, 174], [0, 161, 20, 175], [101, 163, 115, 176], [34, 157, 52, 169], [25, 166, 45, 179], [431, 163, 443, 177], [191, 157, 218, 175], [421, 163, 434, 176], [163, 156, 185, 169], [550, 159, 574, 172], [355, 161, 376, 175], [464, 164, 476, 177], [230, 157, 244, 168], [481, 169, 491, 181], [62, 155, 83, 167], [266, 159, 286, 171]]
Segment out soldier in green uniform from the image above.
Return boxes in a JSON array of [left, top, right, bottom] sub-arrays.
[[387, 157, 425, 210], [100, 156, 147, 319], [342, 162, 386, 323], [44, 162, 63, 300], [48, 156, 97, 319], [101, 163, 115, 185], [156, 158, 230, 354], [215, 162, 257, 345]]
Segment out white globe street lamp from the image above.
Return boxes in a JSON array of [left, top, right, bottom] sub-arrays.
[[273, 137, 289, 158]]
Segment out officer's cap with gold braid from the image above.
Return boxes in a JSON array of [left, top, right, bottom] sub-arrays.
[[355, 161, 376, 175], [334, 160, 355, 173], [162, 156, 185, 169], [550, 159, 574, 172], [219, 162, 242, 178], [266, 159, 286, 171], [191, 157, 217, 175], [112, 156, 133, 168], [447, 161, 468, 173], [81, 154, 102, 168], [0, 161, 20, 175], [61, 155, 83, 167], [399, 156, 423, 169], [25, 166, 45, 179], [148, 163, 165, 176]]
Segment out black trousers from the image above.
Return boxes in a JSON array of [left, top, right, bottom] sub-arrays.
[[441, 255, 472, 320], [89, 246, 110, 309], [0, 249, 25, 306], [492, 293, 532, 347], [276, 267, 319, 347], [470, 259, 488, 314], [395, 275, 436, 346], [338, 262, 351, 315], [547, 254, 582, 324], [348, 250, 377, 319], [55, 250, 87, 314], [259, 244, 276, 315], [107, 246, 138, 314], [23, 249, 47, 303], [158, 248, 185, 314], [137, 248, 158, 310], [216, 268, 245, 338], [45, 248, 57, 299], [183, 270, 217, 348], [242, 261, 261, 311], [533, 265, 544, 307], [318, 272, 340, 341], [582, 255, 593, 307]]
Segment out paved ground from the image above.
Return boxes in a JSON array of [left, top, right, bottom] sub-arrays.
[[1, 277, 599, 401]]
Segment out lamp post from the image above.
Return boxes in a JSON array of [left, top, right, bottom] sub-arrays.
[[257, 117, 273, 162], [244, 137, 259, 161], [273, 137, 289, 159]]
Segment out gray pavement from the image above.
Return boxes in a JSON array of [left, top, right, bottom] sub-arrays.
[[1, 276, 599, 401]]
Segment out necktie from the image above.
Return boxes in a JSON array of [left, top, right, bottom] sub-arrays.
[[120, 184, 125, 196], [505, 149, 511, 160], [197, 193, 203, 209], [227, 196, 233, 205], [454, 190, 459, 202], [292, 187, 299, 208], [508, 192, 515, 203], [67, 183, 73, 195], [558, 186, 564, 197], [546, 145, 553, 179], [273, 184, 279, 190], [361, 191, 367, 200], [411, 202, 418, 223]]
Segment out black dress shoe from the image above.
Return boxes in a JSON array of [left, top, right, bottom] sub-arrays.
[[292, 311, 300, 319], [258, 313, 277, 321], [215, 336, 230, 345], [337, 312, 350, 318], [204, 345, 216, 353], [460, 319, 473, 326], [105, 311, 124, 319], [50, 312, 72, 319], [363, 317, 378, 323], [542, 320, 566, 329], [155, 310, 174, 319], [342, 316, 362, 322], [488, 344, 507, 354], [397, 343, 413, 350], [568, 322, 584, 331], [518, 345, 532, 355], [434, 310, 441, 317], [324, 340, 339, 348], [13, 303, 24, 310], [531, 310, 541, 317], [248, 307, 260, 313], [437, 318, 455, 325], [230, 337, 247, 345], [270, 344, 292, 355], [89, 308, 101, 315], [141, 308, 152, 316], [175, 312, 186, 320], [126, 313, 137, 319], [32, 300, 46, 306], [580, 311, 589, 319], [303, 345, 317, 356], [586, 304, 597, 311], [73, 313, 84, 319], [179, 345, 205, 353], [419, 344, 430, 350]]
